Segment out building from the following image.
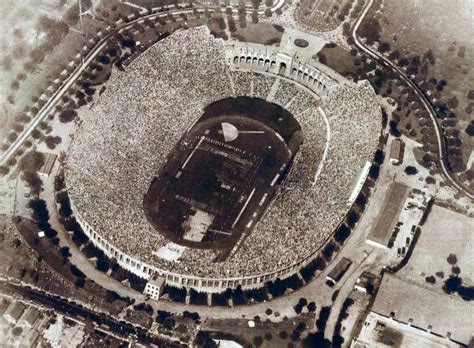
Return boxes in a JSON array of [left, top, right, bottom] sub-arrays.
[[326, 257, 352, 285], [19, 307, 40, 328], [3, 302, 26, 324], [144, 273, 165, 300], [370, 273, 474, 346], [389, 139, 403, 165], [38, 152, 57, 177], [354, 271, 376, 293]]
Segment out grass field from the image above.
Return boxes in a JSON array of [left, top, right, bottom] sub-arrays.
[[400, 204, 474, 287]]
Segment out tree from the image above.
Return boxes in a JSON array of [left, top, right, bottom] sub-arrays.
[[22, 171, 44, 195], [443, 275, 462, 294], [156, 310, 171, 324], [317, 52, 327, 64], [404, 166, 418, 175], [465, 121, 474, 136], [194, 331, 217, 348], [59, 246, 71, 258], [64, 4, 80, 26], [358, 17, 381, 45], [335, 224, 351, 243], [293, 303, 303, 314], [378, 42, 390, 53], [59, 109, 77, 123], [74, 277, 85, 288], [447, 253, 458, 265]]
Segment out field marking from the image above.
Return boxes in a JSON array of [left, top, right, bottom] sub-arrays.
[[182, 136, 204, 169], [312, 106, 331, 186], [232, 188, 256, 228]]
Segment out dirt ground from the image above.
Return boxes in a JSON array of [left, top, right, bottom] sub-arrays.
[[399, 204, 474, 288]]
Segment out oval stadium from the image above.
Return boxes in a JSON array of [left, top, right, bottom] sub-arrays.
[[66, 26, 381, 293]]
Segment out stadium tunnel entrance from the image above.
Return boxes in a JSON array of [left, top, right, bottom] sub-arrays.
[[143, 97, 303, 259]]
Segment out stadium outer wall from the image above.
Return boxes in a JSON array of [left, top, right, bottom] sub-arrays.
[[71, 196, 335, 293]]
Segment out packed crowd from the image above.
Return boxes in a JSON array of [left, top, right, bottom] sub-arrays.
[[67, 27, 380, 280]]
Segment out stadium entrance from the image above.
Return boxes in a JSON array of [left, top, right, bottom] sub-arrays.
[[143, 97, 303, 259]]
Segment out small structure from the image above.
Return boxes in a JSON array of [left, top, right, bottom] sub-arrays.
[[38, 152, 58, 177], [348, 161, 371, 205], [389, 139, 403, 165], [326, 257, 352, 285], [0, 298, 11, 315], [19, 307, 40, 328], [354, 271, 376, 293], [3, 302, 26, 324], [144, 273, 166, 300]]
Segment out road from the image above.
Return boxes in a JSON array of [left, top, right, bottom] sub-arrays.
[[352, 0, 474, 200]]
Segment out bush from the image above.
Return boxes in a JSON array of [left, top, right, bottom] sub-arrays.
[[451, 266, 461, 275], [425, 275, 436, 284]]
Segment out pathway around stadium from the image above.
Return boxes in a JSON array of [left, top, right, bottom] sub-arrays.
[[42, 178, 146, 302]]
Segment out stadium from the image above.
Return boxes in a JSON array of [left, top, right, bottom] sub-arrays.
[[66, 26, 381, 293]]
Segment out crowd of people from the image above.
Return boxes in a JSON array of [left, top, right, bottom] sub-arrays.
[[67, 27, 380, 280]]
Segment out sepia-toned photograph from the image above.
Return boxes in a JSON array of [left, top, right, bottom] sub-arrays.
[[0, 0, 472, 347]]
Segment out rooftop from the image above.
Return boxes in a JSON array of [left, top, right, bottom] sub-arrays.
[[372, 273, 474, 345]]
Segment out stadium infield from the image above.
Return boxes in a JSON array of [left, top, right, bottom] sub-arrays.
[[144, 98, 301, 258]]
